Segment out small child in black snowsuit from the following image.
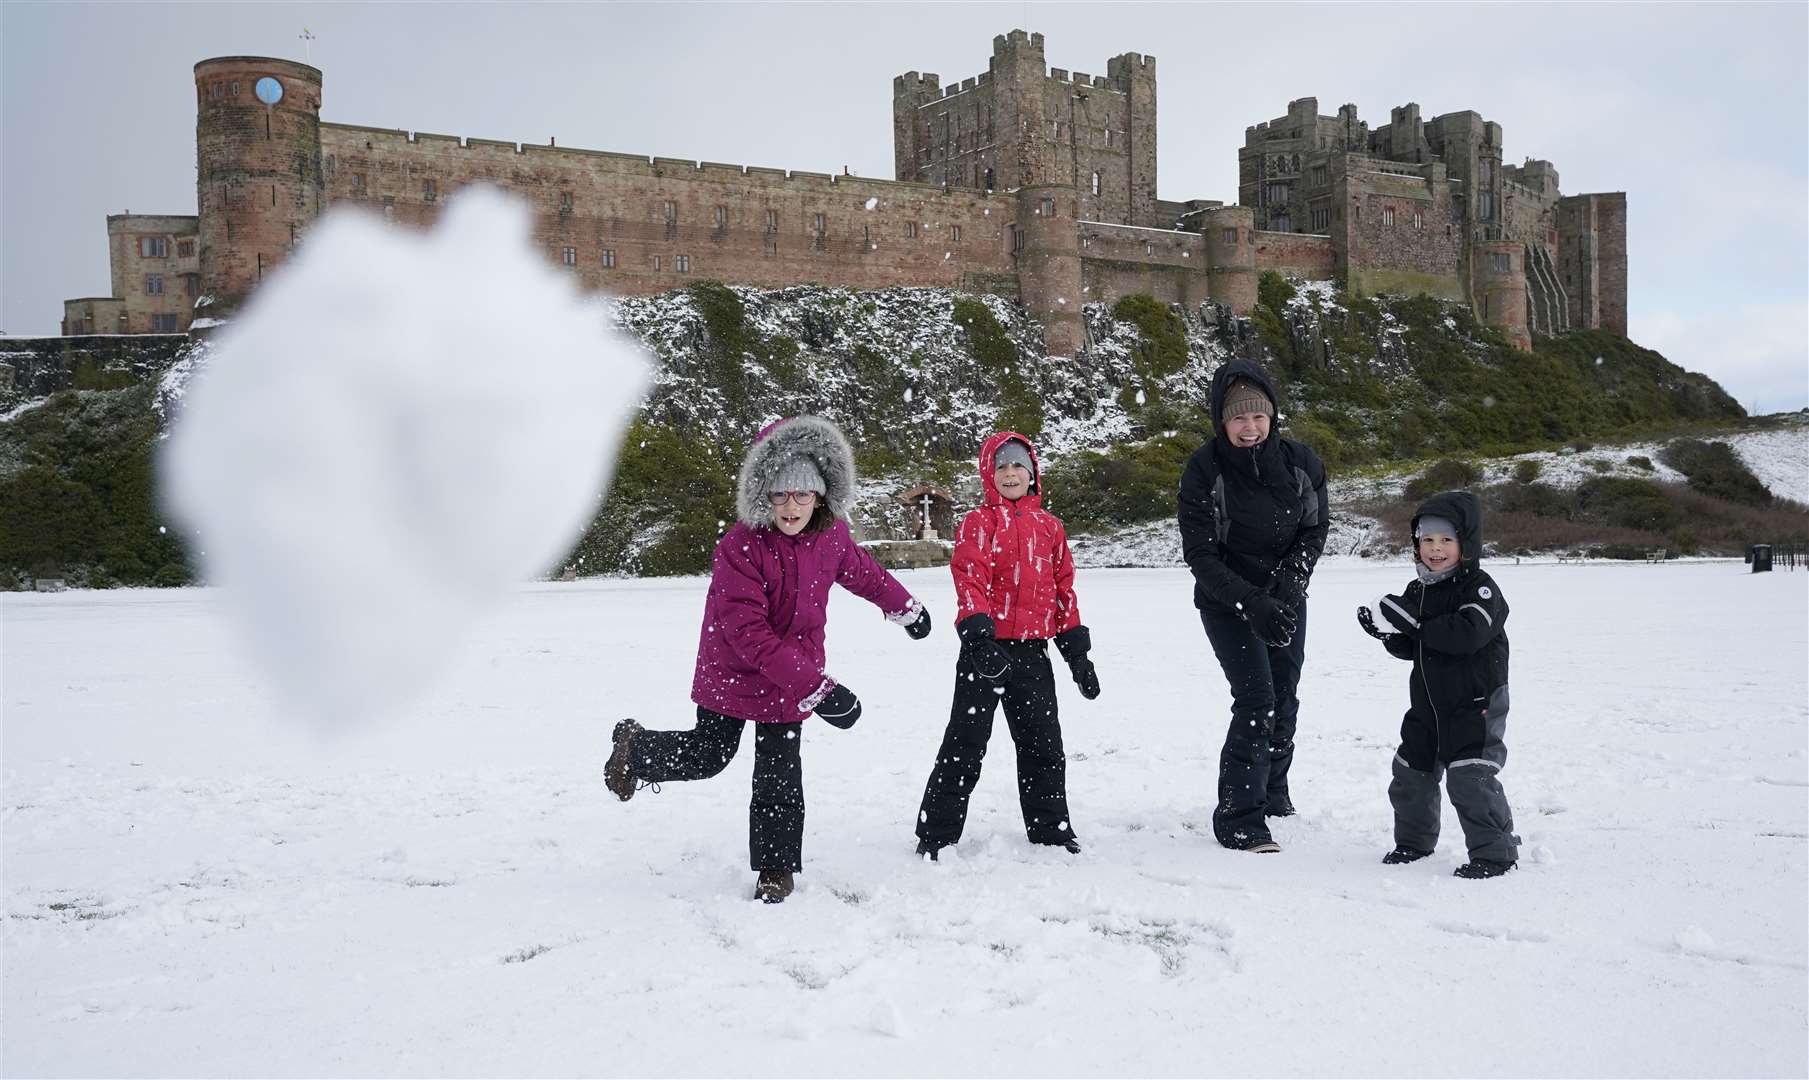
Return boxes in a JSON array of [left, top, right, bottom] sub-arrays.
[[1357, 490, 1520, 879]]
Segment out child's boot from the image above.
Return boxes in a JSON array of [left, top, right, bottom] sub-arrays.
[[604, 719, 642, 801], [1382, 845, 1433, 864], [755, 869, 794, 903], [915, 840, 945, 862], [1453, 857, 1516, 879]]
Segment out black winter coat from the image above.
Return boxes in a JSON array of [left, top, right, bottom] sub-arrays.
[[1380, 491, 1512, 769], [1178, 359, 1330, 614]]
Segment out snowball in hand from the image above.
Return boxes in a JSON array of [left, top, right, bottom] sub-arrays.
[[162, 187, 647, 726]]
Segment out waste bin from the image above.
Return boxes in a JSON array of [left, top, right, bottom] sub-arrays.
[[1752, 544, 1773, 573]]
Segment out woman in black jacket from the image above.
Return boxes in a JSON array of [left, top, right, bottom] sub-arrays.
[[1177, 359, 1329, 852]]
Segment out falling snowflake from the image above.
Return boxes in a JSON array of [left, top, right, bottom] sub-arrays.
[[864, 197, 879, 210]]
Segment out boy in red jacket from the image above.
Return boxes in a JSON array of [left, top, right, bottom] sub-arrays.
[[914, 432, 1100, 860]]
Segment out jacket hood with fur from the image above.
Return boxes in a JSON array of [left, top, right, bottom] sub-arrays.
[[735, 416, 857, 528]]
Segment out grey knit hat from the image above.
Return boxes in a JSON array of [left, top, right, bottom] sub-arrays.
[[1414, 514, 1458, 540], [1222, 378, 1274, 422], [994, 440, 1035, 476], [769, 457, 827, 497]]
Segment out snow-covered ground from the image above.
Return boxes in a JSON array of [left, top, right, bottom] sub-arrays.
[[4, 564, 1806, 1077]]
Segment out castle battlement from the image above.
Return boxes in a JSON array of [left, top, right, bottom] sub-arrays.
[[66, 31, 1626, 353]]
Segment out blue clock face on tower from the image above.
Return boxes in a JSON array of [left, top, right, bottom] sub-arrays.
[[255, 77, 284, 105]]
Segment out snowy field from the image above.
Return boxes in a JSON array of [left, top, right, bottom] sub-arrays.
[[4, 562, 1806, 1077]]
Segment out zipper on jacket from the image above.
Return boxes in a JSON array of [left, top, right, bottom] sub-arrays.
[[1416, 585, 1442, 763]]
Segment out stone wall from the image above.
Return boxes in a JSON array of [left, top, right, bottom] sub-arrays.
[[317, 125, 1016, 298], [0, 334, 189, 401], [105, 214, 201, 333], [1338, 156, 1465, 300], [1252, 230, 1335, 281]]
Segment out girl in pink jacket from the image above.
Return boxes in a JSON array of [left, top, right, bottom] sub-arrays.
[[604, 416, 930, 903]]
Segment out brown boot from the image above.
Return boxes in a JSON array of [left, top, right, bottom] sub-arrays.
[[604, 719, 642, 802], [754, 869, 794, 904]]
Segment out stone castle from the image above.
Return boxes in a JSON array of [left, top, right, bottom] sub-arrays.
[[62, 29, 1626, 356]]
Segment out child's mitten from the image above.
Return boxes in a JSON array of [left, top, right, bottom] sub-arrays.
[[1054, 625, 1101, 700], [813, 683, 862, 729]]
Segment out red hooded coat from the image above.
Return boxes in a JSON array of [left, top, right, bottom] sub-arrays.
[[951, 432, 1082, 640]]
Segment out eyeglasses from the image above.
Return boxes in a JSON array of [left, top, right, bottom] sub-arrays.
[[767, 490, 819, 506]]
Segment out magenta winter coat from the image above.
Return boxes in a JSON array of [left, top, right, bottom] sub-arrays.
[[691, 518, 918, 723]]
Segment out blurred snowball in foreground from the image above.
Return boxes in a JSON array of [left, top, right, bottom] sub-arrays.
[[162, 187, 647, 727]]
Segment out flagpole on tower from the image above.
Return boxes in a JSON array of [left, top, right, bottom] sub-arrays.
[[300, 28, 316, 65]]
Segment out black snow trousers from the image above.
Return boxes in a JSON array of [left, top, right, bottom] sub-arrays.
[[630, 707, 806, 873], [1201, 603, 1307, 845], [916, 638, 1075, 848]]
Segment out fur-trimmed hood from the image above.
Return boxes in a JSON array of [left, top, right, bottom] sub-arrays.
[[735, 415, 858, 528]]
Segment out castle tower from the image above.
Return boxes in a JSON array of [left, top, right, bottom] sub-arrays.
[[1557, 192, 1627, 335], [195, 57, 325, 314], [991, 30, 1052, 193], [1201, 205, 1257, 314], [891, 70, 942, 184], [1105, 51, 1157, 228], [1471, 239, 1531, 351], [1014, 184, 1085, 357]]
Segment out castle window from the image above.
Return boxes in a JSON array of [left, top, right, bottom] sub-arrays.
[[1312, 165, 1328, 187], [1091, 172, 1101, 197], [763, 237, 777, 257], [1106, 128, 1116, 149], [1145, 243, 1154, 256], [210, 81, 224, 99], [1265, 182, 1289, 206], [563, 246, 577, 266], [1480, 294, 1489, 318], [423, 179, 437, 202], [177, 239, 195, 258], [813, 213, 826, 235], [145, 273, 165, 295], [653, 255, 663, 272], [765, 209, 778, 233], [984, 167, 995, 190], [1490, 251, 1511, 272], [1415, 209, 1424, 229], [1383, 206, 1395, 226], [713, 205, 727, 229], [230, 81, 240, 96], [1041, 197, 1054, 217], [184, 273, 200, 295], [561, 191, 574, 213], [1311, 207, 1329, 231], [676, 255, 690, 273], [1081, 235, 1092, 249], [1476, 192, 1494, 221], [662, 201, 677, 223], [904, 221, 917, 239], [1010, 224, 1023, 253], [864, 225, 872, 248], [601, 249, 615, 268], [152, 314, 180, 332], [950, 224, 962, 243], [1222, 227, 1238, 244], [352, 173, 366, 195], [1271, 213, 1291, 232], [139, 237, 168, 258]]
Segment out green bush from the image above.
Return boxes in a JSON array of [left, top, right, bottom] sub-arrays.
[[1111, 295, 1190, 380], [953, 296, 1042, 438], [1511, 459, 1542, 484], [1574, 476, 1681, 533], [1626, 455, 1655, 472], [1659, 438, 1771, 506], [1041, 432, 1198, 534], [0, 386, 192, 587], [1404, 458, 1481, 503], [564, 418, 738, 576]]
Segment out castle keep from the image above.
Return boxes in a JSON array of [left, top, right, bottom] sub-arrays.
[[63, 31, 1626, 356]]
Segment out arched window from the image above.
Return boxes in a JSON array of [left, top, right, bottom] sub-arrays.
[[1090, 171, 1101, 196]]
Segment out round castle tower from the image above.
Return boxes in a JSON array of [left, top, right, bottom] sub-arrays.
[[1013, 183, 1085, 358], [1201, 205, 1257, 313], [1471, 239, 1531, 351], [194, 57, 325, 314]]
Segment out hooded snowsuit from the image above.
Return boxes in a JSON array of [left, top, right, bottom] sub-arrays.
[[916, 433, 1087, 850], [1377, 490, 1519, 864], [627, 416, 924, 873], [1177, 359, 1330, 846]]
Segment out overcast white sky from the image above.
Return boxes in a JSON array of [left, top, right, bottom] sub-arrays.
[[4, 1, 1805, 412]]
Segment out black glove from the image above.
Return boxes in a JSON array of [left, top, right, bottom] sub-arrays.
[[1238, 592, 1298, 648], [957, 613, 1011, 684], [1356, 606, 1391, 641], [813, 683, 862, 729], [1268, 568, 1308, 612], [903, 606, 932, 640], [1376, 595, 1418, 637], [1053, 625, 1100, 700]]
